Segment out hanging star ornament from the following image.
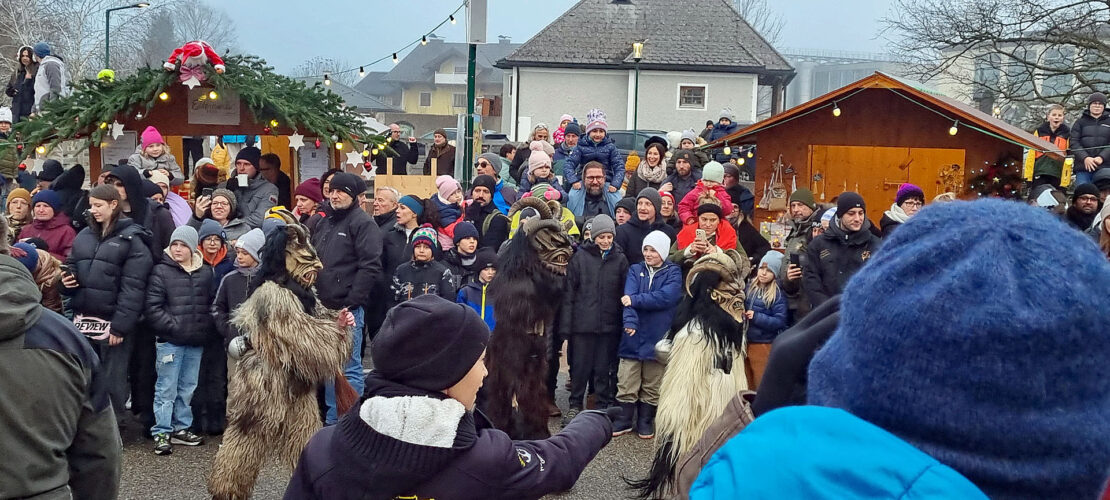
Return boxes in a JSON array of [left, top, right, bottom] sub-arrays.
[[110, 121, 125, 140], [182, 75, 202, 89], [288, 132, 304, 150], [345, 150, 363, 167]]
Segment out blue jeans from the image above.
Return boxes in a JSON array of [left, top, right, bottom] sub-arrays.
[[151, 342, 203, 436], [325, 306, 365, 424], [1075, 169, 1094, 186]]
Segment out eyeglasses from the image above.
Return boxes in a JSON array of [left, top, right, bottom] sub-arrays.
[[585, 175, 606, 181], [210, 200, 230, 207], [476, 161, 490, 167], [1078, 195, 1100, 203], [902, 200, 923, 208], [109, 180, 124, 187]]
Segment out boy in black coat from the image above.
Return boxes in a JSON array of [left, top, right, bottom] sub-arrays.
[[391, 225, 456, 305], [559, 214, 629, 422], [144, 226, 214, 455]]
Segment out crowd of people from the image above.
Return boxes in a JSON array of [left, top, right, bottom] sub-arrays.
[[2, 94, 1110, 500]]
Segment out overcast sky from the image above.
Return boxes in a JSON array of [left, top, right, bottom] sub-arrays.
[[221, 0, 895, 75]]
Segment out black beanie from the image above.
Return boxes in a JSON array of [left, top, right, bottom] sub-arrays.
[[472, 174, 497, 193], [329, 172, 364, 199], [697, 202, 724, 218], [235, 146, 261, 168], [836, 191, 866, 219], [616, 196, 636, 215], [372, 295, 490, 392], [1072, 183, 1100, 202]]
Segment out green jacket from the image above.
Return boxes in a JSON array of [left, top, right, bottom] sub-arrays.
[[0, 133, 21, 180], [0, 256, 121, 499]]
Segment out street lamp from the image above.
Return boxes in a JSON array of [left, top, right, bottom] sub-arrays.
[[105, 3, 150, 70], [631, 41, 644, 150]]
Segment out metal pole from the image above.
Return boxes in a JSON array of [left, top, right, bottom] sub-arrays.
[[633, 60, 640, 147], [464, 42, 476, 187], [104, 8, 112, 69]]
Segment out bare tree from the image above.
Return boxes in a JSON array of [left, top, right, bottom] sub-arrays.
[[883, 0, 1110, 127], [291, 56, 356, 86], [139, 9, 178, 68], [733, 0, 784, 44], [172, 1, 238, 53]]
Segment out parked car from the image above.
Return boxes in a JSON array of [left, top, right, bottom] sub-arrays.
[[414, 128, 510, 164], [605, 129, 668, 157]]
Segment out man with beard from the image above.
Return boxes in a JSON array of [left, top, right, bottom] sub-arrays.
[[568, 161, 620, 222], [473, 152, 517, 213], [311, 173, 382, 424], [780, 189, 822, 324], [804, 192, 881, 309], [615, 187, 679, 264], [466, 174, 510, 250], [1066, 183, 1102, 231], [660, 150, 702, 203]]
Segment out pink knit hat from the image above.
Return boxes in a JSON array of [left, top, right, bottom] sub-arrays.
[[141, 126, 165, 150], [528, 142, 553, 175], [585, 108, 608, 134], [435, 175, 461, 200]]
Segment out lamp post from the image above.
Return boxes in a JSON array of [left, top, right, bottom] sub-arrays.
[[105, 2, 150, 69], [632, 42, 643, 148]]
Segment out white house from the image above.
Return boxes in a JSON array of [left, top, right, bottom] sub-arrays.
[[495, 0, 794, 141]]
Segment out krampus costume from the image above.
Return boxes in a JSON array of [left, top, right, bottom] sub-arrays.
[[208, 210, 356, 500], [482, 196, 573, 440], [633, 249, 750, 499]]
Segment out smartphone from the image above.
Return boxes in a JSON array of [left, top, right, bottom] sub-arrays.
[[695, 228, 707, 240], [790, 253, 800, 267], [202, 187, 214, 197], [59, 264, 71, 275]]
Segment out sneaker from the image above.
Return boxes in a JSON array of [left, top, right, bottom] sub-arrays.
[[560, 407, 581, 428], [547, 401, 562, 417], [170, 429, 204, 446], [153, 434, 172, 455]]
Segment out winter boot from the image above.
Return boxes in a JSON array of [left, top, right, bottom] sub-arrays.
[[636, 402, 657, 439], [612, 401, 636, 437]]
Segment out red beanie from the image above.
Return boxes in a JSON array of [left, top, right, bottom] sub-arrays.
[[294, 178, 323, 203]]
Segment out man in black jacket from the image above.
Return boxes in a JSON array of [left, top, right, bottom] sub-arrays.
[[1070, 92, 1110, 185], [0, 239, 121, 500], [311, 172, 383, 424], [465, 174, 510, 251], [615, 188, 678, 264], [374, 123, 420, 175], [804, 192, 881, 309]]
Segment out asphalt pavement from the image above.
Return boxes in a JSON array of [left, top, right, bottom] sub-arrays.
[[118, 350, 654, 499]]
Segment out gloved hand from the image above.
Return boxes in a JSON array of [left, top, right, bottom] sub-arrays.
[[577, 406, 623, 423]]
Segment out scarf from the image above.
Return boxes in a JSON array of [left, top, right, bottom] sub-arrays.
[[883, 203, 910, 224], [202, 244, 228, 267], [637, 157, 668, 184]]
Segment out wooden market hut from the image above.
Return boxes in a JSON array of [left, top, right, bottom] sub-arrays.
[[710, 72, 1064, 223], [9, 54, 388, 202]]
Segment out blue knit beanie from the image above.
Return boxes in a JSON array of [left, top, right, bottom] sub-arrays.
[[32, 42, 49, 59], [30, 190, 61, 212], [807, 199, 1110, 499], [11, 242, 38, 271]]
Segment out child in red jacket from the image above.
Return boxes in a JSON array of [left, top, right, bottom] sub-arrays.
[[677, 161, 733, 225]]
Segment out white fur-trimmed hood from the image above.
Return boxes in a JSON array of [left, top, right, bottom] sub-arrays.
[[360, 396, 466, 448]]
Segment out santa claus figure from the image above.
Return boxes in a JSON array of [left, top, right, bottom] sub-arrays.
[[164, 40, 225, 77]]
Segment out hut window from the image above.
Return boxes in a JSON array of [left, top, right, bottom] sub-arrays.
[[679, 85, 706, 109]]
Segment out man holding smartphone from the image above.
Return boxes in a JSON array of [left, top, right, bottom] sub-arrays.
[[781, 189, 822, 325], [373, 123, 419, 175]]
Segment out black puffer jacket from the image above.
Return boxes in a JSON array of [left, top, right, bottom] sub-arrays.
[[615, 215, 678, 264], [63, 217, 154, 337], [145, 252, 214, 346], [212, 267, 260, 343], [391, 260, 456, 305], [1070, 110, 1110, 165], [803, 219, 881, 309], [559, 241, 629, 335], [312, 204, 384, 310]]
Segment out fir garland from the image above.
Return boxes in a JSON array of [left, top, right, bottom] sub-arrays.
[[1, 54, 386, 156], [965, 155, 1024, 199]]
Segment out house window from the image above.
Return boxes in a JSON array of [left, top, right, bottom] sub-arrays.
[[453, 93, 467, 108], [679, 85, 706, 109], [454, 65, 467, 74], [419, 92, 432, 107]]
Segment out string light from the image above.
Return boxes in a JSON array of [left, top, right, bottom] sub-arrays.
[[335, 141, 344, 150], [270, 119, 279, 128], [392, 53, 399, 64], [158, 91, 169, 101], [738, 157, 745, 165], [421, 36, 428, 45], [371, 148, 379, 156], [723, 146, 731, 156], [361, 149, 370, 157], [949, 121, 959, 136], [449, 14, 456, 24], [99, 122, 108, 129], [832, 103, 841, 117], [323, 74, 331, 86], [746, 150, 753, 158], [359, 66, 365, 77], [208, 90, 218, 99]]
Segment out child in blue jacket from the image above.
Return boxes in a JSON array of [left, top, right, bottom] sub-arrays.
[[456, 248, 497, 331], [744, 251, 788, 389], [564, 108, 625, 193], [615, 230, 682, 439]]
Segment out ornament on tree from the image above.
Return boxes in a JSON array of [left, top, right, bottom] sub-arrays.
[[110, 121, 125, 140], [263, 127, 271, 134], [164, 41, 226, 88], [288, 132, 304, 150]]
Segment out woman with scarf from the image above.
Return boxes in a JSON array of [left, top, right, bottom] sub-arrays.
[[423, 129, 456, 176], [880, 183, 925, 238], [669, 197, 739, 274], [626, 140, 669, 197]]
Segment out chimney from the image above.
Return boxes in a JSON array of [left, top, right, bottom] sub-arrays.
[[498, 35, 511, 45]]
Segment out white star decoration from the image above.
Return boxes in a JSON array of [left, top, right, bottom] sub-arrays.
[[182, 75, 201, 89], [287, 132, 304, 150], [344, 150, 363, 167], [361, 168, 375, 181], [109, 121, 124, 140]]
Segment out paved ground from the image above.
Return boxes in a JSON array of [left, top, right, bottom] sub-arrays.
[[118, 349, 653, 499]]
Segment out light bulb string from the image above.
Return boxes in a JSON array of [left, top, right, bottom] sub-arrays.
[[714, 87, 870, 148], [318, 0, 466, 79]]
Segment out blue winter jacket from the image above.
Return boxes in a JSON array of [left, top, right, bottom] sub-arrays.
[[563, 134, 625, 189], [553, 143, 574, 180], [620, 261, 682, 360], [566, 188, 621, 220], [691, 406, 989, 499], [744, 285, 787, 343], [707, 121, 740, 162], [457, 280, 495, 331]]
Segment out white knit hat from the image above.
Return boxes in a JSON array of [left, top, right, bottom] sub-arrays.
[[642, 230, 672, 255]]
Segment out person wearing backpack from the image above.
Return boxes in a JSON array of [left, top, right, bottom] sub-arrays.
[[466, 174, 510, 250]]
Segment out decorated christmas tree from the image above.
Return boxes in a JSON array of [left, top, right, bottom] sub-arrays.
[[965, 155, 1025, 199]]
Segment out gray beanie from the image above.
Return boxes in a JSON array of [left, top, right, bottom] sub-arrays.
[[586, 214, 616, 239], [211, 188, 238, 216], [637, 187, 662, 216], [169, 225, 198, 251], [719, 107, 735, 122], [235, 228, 265, 262], [478, 152, 502, 174]]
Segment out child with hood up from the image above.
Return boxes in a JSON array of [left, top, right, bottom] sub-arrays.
[[129, 125, 184, 186]]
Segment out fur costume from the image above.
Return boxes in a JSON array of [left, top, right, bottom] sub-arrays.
[[208, 210, 354, 500], [633, 249, 750, 499], [482, 196, 573, 440]]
